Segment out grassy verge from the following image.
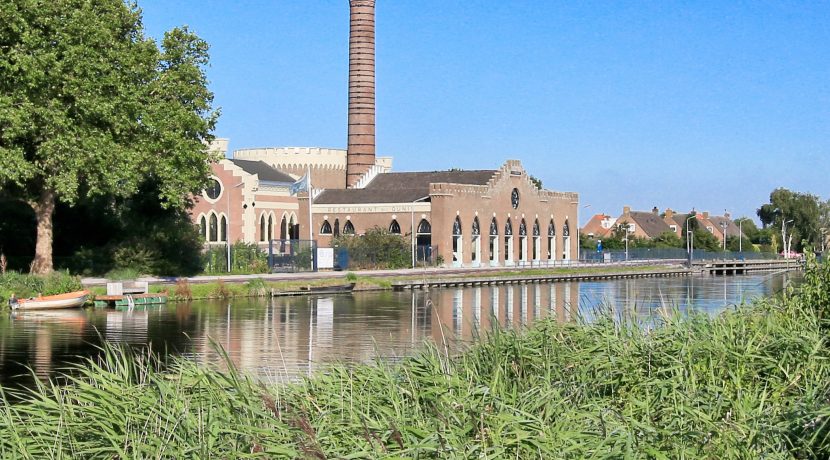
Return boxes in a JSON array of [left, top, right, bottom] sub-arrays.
[[2, 259, 830, 457]]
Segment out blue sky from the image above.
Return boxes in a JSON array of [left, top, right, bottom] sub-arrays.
[[139, 1, 829, 224]]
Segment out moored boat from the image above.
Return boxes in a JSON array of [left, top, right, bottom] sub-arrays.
[[272, 283, 356, 297], [11, 290, 90, 311]]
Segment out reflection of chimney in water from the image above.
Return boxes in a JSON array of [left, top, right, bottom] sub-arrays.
[[346, 0, 376, 188]]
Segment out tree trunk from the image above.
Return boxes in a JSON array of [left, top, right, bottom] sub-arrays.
[[30, 188, 55, 274]]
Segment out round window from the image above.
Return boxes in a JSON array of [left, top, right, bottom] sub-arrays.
[[205, 179, 222, 200]]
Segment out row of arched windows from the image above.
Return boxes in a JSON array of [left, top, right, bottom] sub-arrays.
[[453, 216, 572, 265], [259, 212, 299, 242], [319, 218, 431, 237], [198, 212, 227, 243]]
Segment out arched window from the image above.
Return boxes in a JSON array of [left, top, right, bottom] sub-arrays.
[[200, 215, 207, 241], [533, 219, 541, 236], [452, 216, 463, 264], [209, 213, 218, 242], [548, 219, 556, 237], [472, 217, 480, 235], [260, 214, 266, 242], [519, 219, 528, 261], [563, 220, 570, 237], [320, 220, 332, 235], [453, 216, 462, 235], [489, 217, 498, 263], [343, 220, 355, 235], [519, 219, 527, 236], [504, 218, 514, 264], [505, 219, 513, 236], [389, 219, 401, 234], [289, 214, 296, 240], [334, 218, 341, 237], [548, 219, 556, 261], [280, 215, 287, 240], [417, 219, 431, 234], [268, 214, 274, 241], [220, 215, 227, 242]]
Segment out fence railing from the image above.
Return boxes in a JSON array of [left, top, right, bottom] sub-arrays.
[[579, 247, 780, 263]]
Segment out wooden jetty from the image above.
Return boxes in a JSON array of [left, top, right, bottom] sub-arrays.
[[391, 268, 691, 291], [271, 283, 356, 297], [93, 293, 168, 309]]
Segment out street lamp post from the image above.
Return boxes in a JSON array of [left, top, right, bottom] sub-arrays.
[[738, 220, 743, 254], [720, 221, 728, 253], [624, 224, 631, 261], [686, 214, 697, 266], [782, 218, 794, 258]]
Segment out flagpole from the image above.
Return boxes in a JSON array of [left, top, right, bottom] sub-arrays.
[[307, 165, 313, 243]]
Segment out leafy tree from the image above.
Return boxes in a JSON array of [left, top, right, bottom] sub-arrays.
[[0, 0, 218, 273], [651, 231, 683, 249], [333, 227, 411, 269], [528, 175, 543, 190], [757, 188, 822, 252]]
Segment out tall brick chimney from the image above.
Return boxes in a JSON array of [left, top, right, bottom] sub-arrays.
[[346, 0, 376, 188]]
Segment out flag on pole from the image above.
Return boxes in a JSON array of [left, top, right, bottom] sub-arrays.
[[289, 174, 309, 195]]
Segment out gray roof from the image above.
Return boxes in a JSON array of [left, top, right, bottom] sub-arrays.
[[623, 212, 672, 238], [230, 159, 295, 183], [315, 170, 496, 204], [708, 216, 745, 239]]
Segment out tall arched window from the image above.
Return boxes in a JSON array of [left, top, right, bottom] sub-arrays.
[[260, 214, 266, 242], [209, 213, 218, 242], [288, 214, 296, 240], [471, 217, 481, 265], [320, 220, 332, 235], [489, 217, 499, 263], [333, 218, 340, 237], [548, 219, 556, 261], [220, 215, 227, 242], [504, 218, 514, 264], [563, 219, 571, 261], [389, 219, 401, 234], [452, 216, 463, 265], [280, 215, 287, 240], [533, 219, 541, 261], [200, 216, 207, 241], [343, 220, 355, 235], [519, 219, 528, 261]]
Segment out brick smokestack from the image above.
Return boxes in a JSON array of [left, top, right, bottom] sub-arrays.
[[346, 0, 376, 188]]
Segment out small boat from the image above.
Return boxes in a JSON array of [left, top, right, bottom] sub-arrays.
[[11, 290, 90, 311], [272, 283, 356, 297]]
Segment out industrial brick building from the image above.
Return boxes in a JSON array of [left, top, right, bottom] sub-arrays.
[[191, 1, 580, 267]]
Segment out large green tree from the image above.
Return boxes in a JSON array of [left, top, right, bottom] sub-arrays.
[[757, 188, 822, 252], [0, 0, 218, 273]]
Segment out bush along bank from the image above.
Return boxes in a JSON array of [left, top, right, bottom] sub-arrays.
[[4, 259, 830, 457], [0, 271, 83, 307]]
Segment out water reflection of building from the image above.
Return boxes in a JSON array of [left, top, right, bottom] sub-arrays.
[[428, 283, 580, 343]]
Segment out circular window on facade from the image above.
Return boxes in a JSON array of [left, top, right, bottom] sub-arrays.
[[511, 188, 520, 209], [205, 178, 222, 200]]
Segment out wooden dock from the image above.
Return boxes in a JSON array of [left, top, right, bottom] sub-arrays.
[[391, 268, 691, 291], [93, 293, 168, 309], [692, 259, 804, 275]]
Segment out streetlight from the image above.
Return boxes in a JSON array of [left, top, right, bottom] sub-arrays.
[[226, 181, 245, 272], [686, 214, 697, 266], [411, 196, 430, 268], [624, 223, 631, 261], [782, 219, 794, 258], [738, 219, 743, 254], [720, 221, 728, 252]]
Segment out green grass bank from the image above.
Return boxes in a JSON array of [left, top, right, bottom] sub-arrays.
[[2, 260, 829, 457]]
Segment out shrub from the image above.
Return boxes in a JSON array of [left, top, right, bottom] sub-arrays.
[[333, 227, 411, 270]]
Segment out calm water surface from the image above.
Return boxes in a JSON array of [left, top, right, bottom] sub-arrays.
[[0, 272, 798, 389]]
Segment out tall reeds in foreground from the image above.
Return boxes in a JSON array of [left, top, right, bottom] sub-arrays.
[[2, 259, 830, 458]]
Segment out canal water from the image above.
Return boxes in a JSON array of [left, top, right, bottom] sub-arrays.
[[0, 272, 798, 390]]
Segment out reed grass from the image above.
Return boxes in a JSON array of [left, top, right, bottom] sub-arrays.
[[2, 260, 829, 458]]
